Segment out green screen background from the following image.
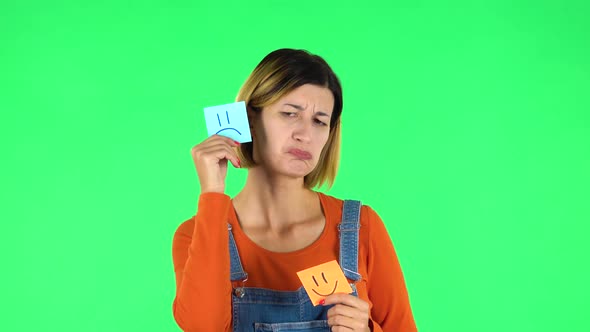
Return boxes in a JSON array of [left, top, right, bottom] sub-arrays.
[[1, 0, 588, 331]]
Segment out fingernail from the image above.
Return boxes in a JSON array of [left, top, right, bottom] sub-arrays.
[[237, 159, 241, 168], [233, 140, 240, 145], [319, 299, 325, 305]]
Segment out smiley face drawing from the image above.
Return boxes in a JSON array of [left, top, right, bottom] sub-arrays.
[[311, 272, 339, 297], [297, 260, 353, 306], [204, 101, 252, 143]]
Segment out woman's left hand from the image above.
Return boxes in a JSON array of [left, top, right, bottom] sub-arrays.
[[323, 293, 371, 331]]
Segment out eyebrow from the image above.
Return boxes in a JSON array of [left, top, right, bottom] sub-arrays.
[[284, 103, 331, 117]]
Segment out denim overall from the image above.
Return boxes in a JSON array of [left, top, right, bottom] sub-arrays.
[[227, 200, 363, 332]]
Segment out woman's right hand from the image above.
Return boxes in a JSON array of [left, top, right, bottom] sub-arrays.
[[191, 135, 241, 194]]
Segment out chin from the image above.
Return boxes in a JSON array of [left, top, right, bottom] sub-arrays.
[[282, 161, 316, 178]]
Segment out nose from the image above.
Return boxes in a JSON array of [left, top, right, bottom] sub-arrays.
[[292, 118, 312, 143]]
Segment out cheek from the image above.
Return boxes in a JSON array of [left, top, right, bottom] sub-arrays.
[[316, 132, 331, 151], [258, 128, 285, 158]]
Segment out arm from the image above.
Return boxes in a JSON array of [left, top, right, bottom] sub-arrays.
[[172, 192, 233, 331], [366, 206, 418, 331]]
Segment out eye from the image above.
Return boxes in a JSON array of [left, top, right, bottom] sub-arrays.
[[282, 112, 297, 117], [314, 118, 328, 126]]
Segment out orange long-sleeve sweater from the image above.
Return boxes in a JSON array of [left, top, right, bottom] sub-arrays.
[[172, 192, 417, 331]]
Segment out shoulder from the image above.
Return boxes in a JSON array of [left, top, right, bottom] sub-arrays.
[[318, 192, 382, 228], [174, 215, 195, 240]]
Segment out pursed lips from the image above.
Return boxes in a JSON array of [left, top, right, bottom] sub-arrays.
[[288, 148, 312, 160]]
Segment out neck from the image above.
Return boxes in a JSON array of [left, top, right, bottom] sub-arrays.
[[232, 166, 318, 231]]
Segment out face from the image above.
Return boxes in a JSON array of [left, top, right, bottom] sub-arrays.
[[250, 84, 334, 179]]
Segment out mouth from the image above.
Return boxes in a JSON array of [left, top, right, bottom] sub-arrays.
[[288, 148, 312, 160], [311, 280, 339, 297]]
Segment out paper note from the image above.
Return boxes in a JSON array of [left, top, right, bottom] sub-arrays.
[[204, 101, 252, 143], [296, 260, 353, 306]]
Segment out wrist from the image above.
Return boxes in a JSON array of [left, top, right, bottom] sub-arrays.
[[200, 186, 225, 194]]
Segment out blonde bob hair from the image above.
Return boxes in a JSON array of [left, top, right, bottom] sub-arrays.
[[235, 48, 343, 189]]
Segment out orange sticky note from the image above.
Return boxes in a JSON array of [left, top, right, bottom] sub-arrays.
[[296, 260, 353, 306]]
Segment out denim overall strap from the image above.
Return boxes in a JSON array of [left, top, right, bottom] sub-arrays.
[[339, 200, 362, 281], [228, 223, 248, 282]]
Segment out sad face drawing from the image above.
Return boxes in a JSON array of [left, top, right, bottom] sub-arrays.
[[204, 101, 252, 143]]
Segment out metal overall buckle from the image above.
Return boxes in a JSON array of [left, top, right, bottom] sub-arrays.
[[234, 276, 248, 298]]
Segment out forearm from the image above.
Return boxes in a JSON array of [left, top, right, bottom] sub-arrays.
[[173, 193, 233, 331]]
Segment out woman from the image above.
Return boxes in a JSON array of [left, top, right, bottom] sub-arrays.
[[172, 48, 417, 331]]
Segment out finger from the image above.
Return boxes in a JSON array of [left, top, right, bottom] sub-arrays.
[[206, 147, 240, 168], [197, 141, 239, 156], [194, 135, 239, 152], [329, 328, 354, 332], [323, 293, 369, 311], [207, 134, 241, 146], [329, 327, 354, 332], [195, 145, 240, 167], [327, 313, 361, 331], [327, 304, 364, 321]]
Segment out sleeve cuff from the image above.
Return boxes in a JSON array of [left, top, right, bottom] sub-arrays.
[[196, 192, 232, 223]]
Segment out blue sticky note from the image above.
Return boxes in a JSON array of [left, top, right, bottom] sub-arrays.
[[204, 101, 252, 143]]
